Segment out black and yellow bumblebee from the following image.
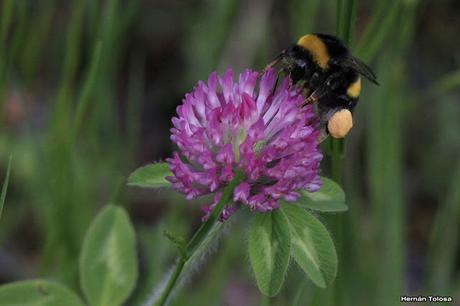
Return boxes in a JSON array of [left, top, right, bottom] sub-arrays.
[[264, 33, 378, 139]]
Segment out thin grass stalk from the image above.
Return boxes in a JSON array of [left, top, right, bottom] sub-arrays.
[[72, 41, 103, 143], [0, 155, 12, 221], [425, 160, 460, 291], [94, 0, 119, 120], [332, 0, 356, 182], [126, 50, 145, 163], [52, 0, 85, 132], [367, 3, 417, 304], [184, 0, 237, 86], [342, 1, 405, 301], [9, 0, 27, 62], [39, 1, 97, 286], [427, 69, 460, 98], [0, 0, 25, 122], [0, 0, 15, 119], [356, 1, 400, 62], [0, 0, 15, 73], [0, 0, 15, 42], [331, 2, 358, 305], [21, 0, 55, 81], [355, 0, 391, 57], [290, 0, 321, 40]]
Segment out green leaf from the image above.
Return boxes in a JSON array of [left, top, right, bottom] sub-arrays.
[[297, 177, 348, 212], [80, 205, 138, 306], [248, 210, 291, 296], [0, 155, 12, 220], [0, 280, 84, 306], [281, 204, 337, 288], [127, 162, 171, 188]]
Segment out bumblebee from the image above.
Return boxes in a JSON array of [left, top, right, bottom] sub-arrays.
[[264, 33, 378, 138]]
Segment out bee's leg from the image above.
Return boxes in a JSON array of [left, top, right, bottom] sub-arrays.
[[307, 94, 318, 105], [271, 72, 281, 95], [268, 68, 290, 96], [278, 68, 288, 80], [303, 87, 322, 105], [300, 72, 321, 105], [301, 86, 311, 97], [302, 72, 343, 106], [317, 127, 329, 143], [336, 94, 358, 112]]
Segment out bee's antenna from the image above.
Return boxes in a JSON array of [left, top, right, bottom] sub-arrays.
[[259, 53, 284, 77]]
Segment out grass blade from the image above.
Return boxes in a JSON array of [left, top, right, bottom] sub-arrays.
[[0, 0, 15, 42], [0, 155, 12, 220], [425, 160, 460, 291], [72, 41, 103, 142]]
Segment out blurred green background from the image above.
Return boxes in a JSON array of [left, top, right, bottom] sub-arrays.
[[0, 0, 459, 305]]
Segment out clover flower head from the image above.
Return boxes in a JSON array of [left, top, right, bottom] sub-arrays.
[[166, 68, 323, 220]]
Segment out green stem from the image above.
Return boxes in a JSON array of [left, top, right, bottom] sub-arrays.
[[336, 0, 343, 36], [330, 138, 343, 182], [154, 259, 186, 306], [151, 172, 243, 306], [71, 41, 103, 144], [260, 294, 270, 306], [332, 1, 357, 306], [331, 0, 356, 183]]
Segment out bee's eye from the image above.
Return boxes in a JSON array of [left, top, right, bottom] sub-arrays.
[[327, 109, 353, 138]]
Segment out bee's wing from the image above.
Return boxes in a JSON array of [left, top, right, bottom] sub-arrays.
[[340, 56, 379, 85]]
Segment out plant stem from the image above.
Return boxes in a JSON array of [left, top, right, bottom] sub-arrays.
[[330, 139, 343, 181], [151, 172, 243, 306], [72, 41, 102, 140], [332, 1, 357, 306], [154, 259, 186, 306], [260, 294, 270, 306], [332, 0, 356, 183]]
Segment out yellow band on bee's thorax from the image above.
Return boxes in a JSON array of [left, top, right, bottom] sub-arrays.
[[346, 77, 361, 98], [297, 34, 330, 69]]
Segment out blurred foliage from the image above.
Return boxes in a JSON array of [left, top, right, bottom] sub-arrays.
[[0, 0, 459, 305]]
